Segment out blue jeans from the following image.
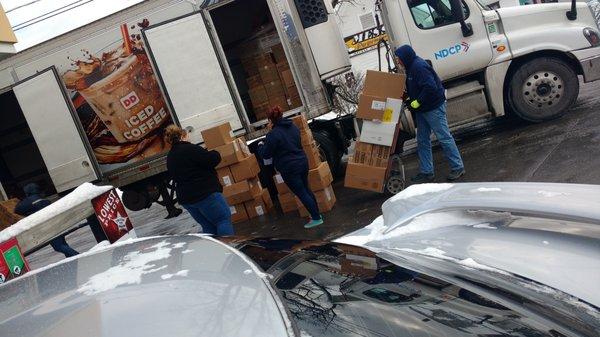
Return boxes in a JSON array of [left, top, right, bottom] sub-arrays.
[[281, 163, 320, 221], [182, 193, 233, 236], [50, 236, 79, 258], [416, 103, 464, 174]]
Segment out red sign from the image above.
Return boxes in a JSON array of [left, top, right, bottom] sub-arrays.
[[92, 189, 134, 243], [0, 237, 29, 283]]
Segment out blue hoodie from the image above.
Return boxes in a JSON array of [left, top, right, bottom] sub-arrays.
[[259, 118, 308, 175], [395, 45, 446, 112], [14, 183, 51, 216]]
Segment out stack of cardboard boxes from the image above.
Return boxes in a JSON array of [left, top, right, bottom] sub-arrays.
[[0, 199, 22, 230], [201, 123, 273, 223], [345, 70, 406, 193], [273, 116, 336, 217], [243, 43, 301, 121]]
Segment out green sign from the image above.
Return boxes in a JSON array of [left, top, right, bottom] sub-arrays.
[[3, 246, 25, 276]]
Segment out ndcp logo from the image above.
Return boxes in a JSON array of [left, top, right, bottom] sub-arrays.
[[120, 91, 140, 110], [434, 42, 470, 60]]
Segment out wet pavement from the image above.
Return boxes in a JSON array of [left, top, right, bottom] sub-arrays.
[[26, 80, 600, 270]]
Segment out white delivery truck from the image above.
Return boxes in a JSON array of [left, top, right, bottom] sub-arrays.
[[0, 0, 355, 215], [376, 0, 600, 130]]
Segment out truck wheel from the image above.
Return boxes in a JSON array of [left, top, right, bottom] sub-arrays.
[[508, 57, 579, 122], [313, 131, 342, 177]]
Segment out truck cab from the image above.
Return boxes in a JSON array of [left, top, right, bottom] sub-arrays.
[[379, 0, 600, 124]]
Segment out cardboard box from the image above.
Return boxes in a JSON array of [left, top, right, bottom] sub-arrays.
[[369, 145, 391, 168], [262, 189, 274, 211], [296, 185, 336, 217], [249, 86, 269, 105], [280, 69, 295, 88], [0, 199, 23, 230], [363, 70, 405, 99], [354, 142, 373, 164], [215, 139, 249, 168], [216, 166, 234, 187], [344, 161, 387, 193], [255, 53, 274, 68], [291, 115, 309, 130], [271, 43, 287, 64], [201, 123, 234, 149], [288, 94, 302, 109], [253, 102, 270, 120], [264, 80, 286, 99], [269, 95, 289, 110], [303, 143, 321, 169], [245, 197, 268, 219], [259, 65, 280, 84], [300, 128, 314, 146], [223, 178, 263, 205], [356, 70, 406, 120], [229, 203, 249, 224], [278, 192, 297, 213], [273, 173, 290, 194], [276, 62, 290, 73], [230, 154, 260, 182], [241, 57, 259, 76], [308, 162, 333, 191], [360, 121, 397, 147], [246, 75, 263, 89]]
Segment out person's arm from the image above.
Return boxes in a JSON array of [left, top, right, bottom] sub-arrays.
[[191, 145, 222, 169], [258, 132, 279, 162], [14, 200, 29, 216], [412, 66, 440, 109]]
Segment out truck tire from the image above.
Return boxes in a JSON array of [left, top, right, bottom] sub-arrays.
[[508, 57, 579, 122], [313, 131, 342, 177]]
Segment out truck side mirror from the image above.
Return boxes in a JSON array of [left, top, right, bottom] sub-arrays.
[[449, 0, 474, 37]]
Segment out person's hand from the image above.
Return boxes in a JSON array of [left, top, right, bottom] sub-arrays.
[[410, 100, 421, 110]]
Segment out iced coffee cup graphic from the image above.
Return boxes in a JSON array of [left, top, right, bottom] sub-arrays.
[[64, 24, 168, 144]]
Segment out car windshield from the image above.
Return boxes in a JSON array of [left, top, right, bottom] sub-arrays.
[[237, 240, 600, 337]]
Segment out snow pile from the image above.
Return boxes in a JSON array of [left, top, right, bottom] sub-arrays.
[[396, 247, 509, 275], [78, 240, 172, 295], [473, 223, 497, 229], [588, 0, 600, 26], [336, 210, 509, 246], [161, 270, 189, 280], [89, 241, 111, 253], [473, 187, 501, 192], [537, 190, 570, 198], [391, 183, 454, 201], [0, 183, 112, 243]]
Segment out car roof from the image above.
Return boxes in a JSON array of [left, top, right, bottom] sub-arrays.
[[0, 235, 293, 337]]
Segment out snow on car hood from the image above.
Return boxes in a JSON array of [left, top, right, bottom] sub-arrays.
[[589, 0, 600, 28], [336, 183, 600, 307]]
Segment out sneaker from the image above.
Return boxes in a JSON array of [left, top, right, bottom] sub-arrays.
[[304, 216, 324, 229], [447, 168, 466, 181], [410, 173, 435, 184]]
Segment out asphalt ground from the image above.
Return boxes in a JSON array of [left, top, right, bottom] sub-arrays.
[[26, 79, 600, 270]]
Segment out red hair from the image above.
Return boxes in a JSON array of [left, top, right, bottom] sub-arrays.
[[267, 106, 283, 123]]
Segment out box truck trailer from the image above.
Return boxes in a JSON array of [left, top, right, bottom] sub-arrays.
[[0, 0, 354, 214]]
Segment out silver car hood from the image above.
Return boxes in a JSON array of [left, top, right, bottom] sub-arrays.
[[336, 183, 600, 309], [0, 235, 294, 337]]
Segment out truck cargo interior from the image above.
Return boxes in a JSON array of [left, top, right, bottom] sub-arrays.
[[209, 0, 302, 124], [0, 90, 56, 200]]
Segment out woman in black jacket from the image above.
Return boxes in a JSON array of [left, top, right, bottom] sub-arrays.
[[165, 125, 233, 236]]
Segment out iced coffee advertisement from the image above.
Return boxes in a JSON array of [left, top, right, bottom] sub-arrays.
[[61, 19, 172, 172]]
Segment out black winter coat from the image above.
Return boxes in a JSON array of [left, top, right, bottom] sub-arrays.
[[14, 183, 50, 216], [166, 141, 222, 205], [258, 118, 308, 176]]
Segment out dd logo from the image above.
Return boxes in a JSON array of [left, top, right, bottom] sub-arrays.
[[120, 91, 140, 110]]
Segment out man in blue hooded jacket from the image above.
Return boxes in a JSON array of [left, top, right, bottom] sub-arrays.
[[14, 183, 79, 258], [395, 45, 465, 182]]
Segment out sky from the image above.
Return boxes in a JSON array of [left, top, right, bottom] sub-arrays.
[[1, 0, 144, 51]]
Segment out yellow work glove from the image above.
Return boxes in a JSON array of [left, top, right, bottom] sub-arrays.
[[410, 100, 421, 110]]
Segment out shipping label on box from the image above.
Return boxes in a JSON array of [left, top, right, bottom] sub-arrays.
[[217, 167, 234, 187], [230, 204, 249, 224], [360, 121, 397, 147], [245, 197, 267, 218], [357, 94, 388, 120]]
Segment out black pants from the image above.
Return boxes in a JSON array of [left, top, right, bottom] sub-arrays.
[[50, 236, 78, 258], [281, 162, 320, 220]]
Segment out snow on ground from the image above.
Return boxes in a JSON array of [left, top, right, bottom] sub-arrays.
[[472, 223, 497, 229], [0, 183, 112, 243], [390, 183, 454, 202], [78, 240, 173, 295]]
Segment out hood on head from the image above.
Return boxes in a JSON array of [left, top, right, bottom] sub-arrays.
[[395, 45, 417, 68], [23, 183, 41, 197]]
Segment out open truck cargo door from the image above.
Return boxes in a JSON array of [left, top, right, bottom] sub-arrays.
[[142, 12, 244, 145], [12, 68, 99, 193]]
